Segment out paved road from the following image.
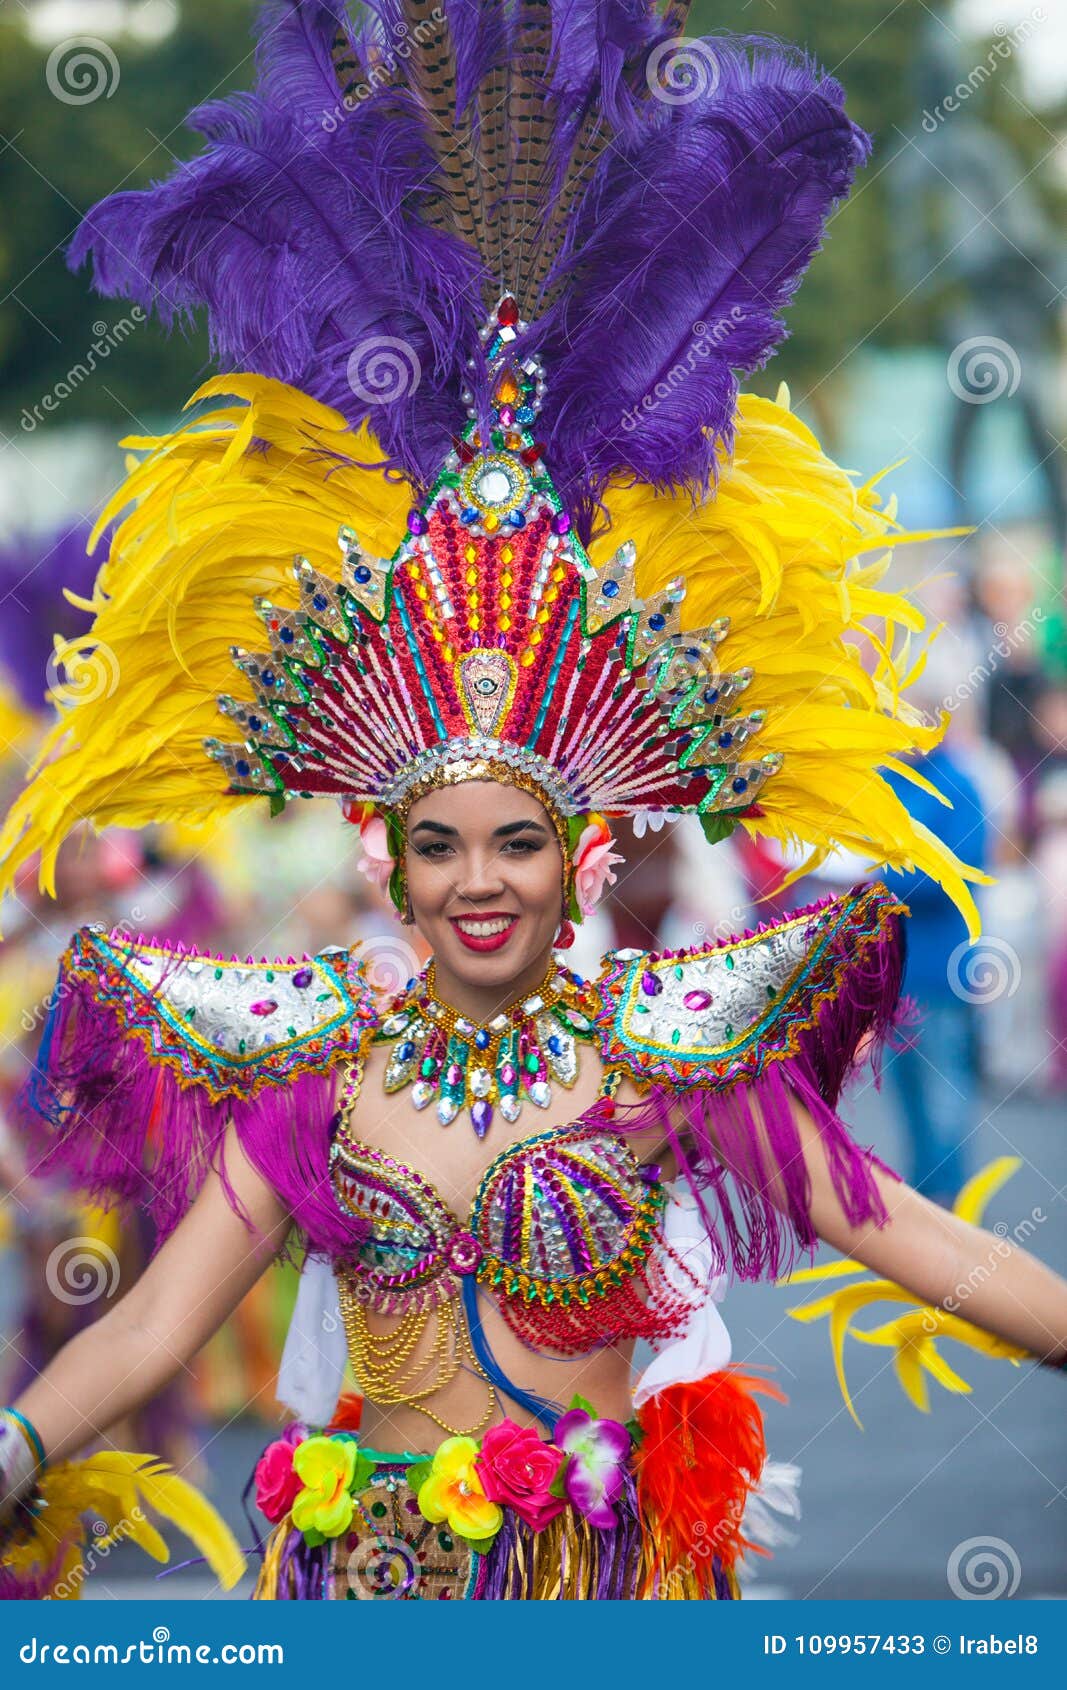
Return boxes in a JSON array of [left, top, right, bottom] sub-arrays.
[[10, 1075, 1067, 1602]]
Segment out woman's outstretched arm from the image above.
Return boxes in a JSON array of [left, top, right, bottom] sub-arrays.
[[794, 1098, 1067, 1363], [10, 1122, 291, 1466]]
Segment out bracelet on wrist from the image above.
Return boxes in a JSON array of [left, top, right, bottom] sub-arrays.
[[0, 1408, 44, 1509], [1, 1406, 47, 1472]]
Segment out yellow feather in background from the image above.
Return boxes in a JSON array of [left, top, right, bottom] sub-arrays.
[[779, 1157, 1030, 1426]]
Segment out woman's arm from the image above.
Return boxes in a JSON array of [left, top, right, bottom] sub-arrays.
[[794, 1098, 1067, 1363], [10, 1123, 291, 1465]]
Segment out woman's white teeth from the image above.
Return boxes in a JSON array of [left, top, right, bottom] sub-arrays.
[[455, 916, 513, 935]]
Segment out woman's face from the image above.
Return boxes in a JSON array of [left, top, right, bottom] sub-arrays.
[[404, 781, 564, 992]]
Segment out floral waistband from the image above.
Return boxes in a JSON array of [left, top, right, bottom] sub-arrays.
[[254, 1396, 635, 1557]]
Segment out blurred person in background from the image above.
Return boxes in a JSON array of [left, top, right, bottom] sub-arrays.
[[882, 739, 988, 1207]]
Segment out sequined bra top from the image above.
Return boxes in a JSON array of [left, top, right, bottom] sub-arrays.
[[329, 1114, 666, 1334]]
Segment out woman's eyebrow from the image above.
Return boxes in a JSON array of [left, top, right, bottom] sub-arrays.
[[410, 820, 459, 837], [492, 820, 548, 839]]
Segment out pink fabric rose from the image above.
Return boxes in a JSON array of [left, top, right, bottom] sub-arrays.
[[475, 1419, 566, 1533], [573, 817, 624, 918], [254, 1436, 303, 1523], [351, 807, 394, 895]]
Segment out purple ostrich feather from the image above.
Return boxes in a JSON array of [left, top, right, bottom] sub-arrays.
[[0, 522, 106, 713], [67, 3, 870, 535]]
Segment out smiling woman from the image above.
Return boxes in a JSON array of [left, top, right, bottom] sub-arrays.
[[1, 0, 1066, 1606]]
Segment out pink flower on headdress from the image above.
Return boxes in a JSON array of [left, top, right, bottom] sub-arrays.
[[573, 816, 624, 918], [346, 802, 394, 895]]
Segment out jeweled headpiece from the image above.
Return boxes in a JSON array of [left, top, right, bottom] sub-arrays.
[[204, 299, 779, 842], [0, 2, 984, 936]]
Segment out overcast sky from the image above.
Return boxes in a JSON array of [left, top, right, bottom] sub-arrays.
[[956, 0, 1067, 107]]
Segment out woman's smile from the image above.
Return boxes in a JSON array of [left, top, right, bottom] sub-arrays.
[[448, 911, 520, 952]]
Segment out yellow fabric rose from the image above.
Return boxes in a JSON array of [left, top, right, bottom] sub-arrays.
[[416, 1436, 503, 1548], [291, 1435, 360, 1541]]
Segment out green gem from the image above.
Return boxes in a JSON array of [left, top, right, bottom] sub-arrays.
[[671, 1028, 681, 1045], [371, 1501, 387, 1518], [544, 1287, 555, 1304], [674, 964, 683, 980], [185, 1005, 196, 1019], [493, 1267, 505, 1285], [578, 1287, 590, 1304], [724, 1024, 733, 1039], [724, 953, 735, 970], [524, 1053, 539, 1073], [527, 1284, 538, 1302], [287, 1026, 297, 1037], [438, 1530, 454, 1552], [635, 1004, 650, 1015], [421, 1057, 436, 1078], [238, 1038, 246, 1053], [560, 1288, 572, 1307], [214, 967, 223, 980], [766, 984, 776, 998], [265, 970, 274, 982]]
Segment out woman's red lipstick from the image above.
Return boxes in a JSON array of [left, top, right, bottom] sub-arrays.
[[448, 912, 519, 953]]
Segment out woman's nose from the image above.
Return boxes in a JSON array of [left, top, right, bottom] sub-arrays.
[[455, 849, 507, 899]]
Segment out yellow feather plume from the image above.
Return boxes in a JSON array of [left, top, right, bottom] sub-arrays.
[[597, 384, 987, 938], [3, 1449, 246, 1597], [0, 376, 408, 913], [779, 1157, 1029, 1426], [0, 374, 985, 936]]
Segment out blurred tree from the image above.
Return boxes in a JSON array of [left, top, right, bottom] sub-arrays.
[[0, 0, 257, 428], [690, 0, 933, 436], [1, 0, 1061, 445]]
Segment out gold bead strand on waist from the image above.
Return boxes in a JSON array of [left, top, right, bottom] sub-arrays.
[[336, 1268, 497, 1439]]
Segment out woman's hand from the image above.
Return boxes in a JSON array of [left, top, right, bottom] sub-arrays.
[[8, 1122, 291, 1470]]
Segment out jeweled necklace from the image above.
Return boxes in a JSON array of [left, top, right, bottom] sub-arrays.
[[377, 960, 597, 1137]]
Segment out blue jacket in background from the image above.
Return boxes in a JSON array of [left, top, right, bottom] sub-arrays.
[[882, 744, 988, 1003]]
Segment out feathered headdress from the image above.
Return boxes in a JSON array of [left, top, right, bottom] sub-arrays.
[[0, 1, 984, 933]]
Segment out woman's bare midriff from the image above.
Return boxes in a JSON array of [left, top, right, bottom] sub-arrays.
[[337, 1044, 675, 1455]]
